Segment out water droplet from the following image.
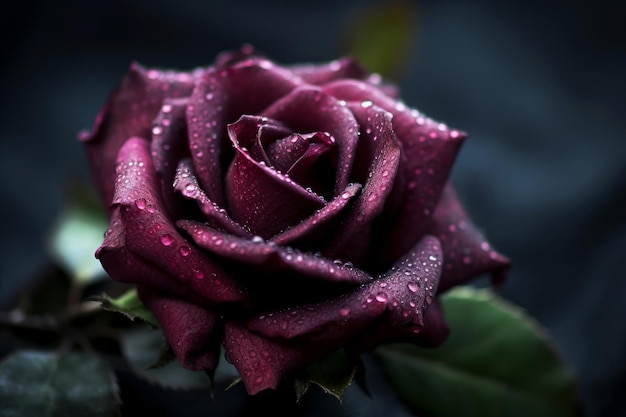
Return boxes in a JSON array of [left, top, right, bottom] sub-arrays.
[[407, 282, 419, 293], [160, 234, 174, 246], [361, 100, 373, 108], [193, 269, 205, 279], [135, 198, 146, 210], [339, 306, 351, 317], [251, 236, 264, 243], [179, 246, 190, 257], [152, 126, 163, 135], [375, 293, 388, 302]]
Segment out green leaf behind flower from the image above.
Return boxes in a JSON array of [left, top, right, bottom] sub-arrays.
[[342, 0, 417, 80], [293, 349, 361, 402], [119, 326, 213, 391], [377, 286, 584, 417], [0, 350, 120, 417], [47, 183, 109, 286], [91, 287, 158, 328]]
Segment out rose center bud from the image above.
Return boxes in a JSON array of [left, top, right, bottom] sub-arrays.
[[225, 115, 337, 238]]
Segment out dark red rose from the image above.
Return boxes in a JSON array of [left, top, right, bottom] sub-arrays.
[[81, 45, 510, 394]]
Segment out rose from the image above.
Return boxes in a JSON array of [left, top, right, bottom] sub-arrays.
[[81, 45, 510, 395]]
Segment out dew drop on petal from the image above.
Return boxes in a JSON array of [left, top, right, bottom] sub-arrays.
[[193, 269, 205, 279], [160, 234, 174, 246], [375, 292, 388, 303], [407, 282, 419, 293], [135, 198, 146, 210], [339, 306, 351, 317], [179, 246, 190, 257]]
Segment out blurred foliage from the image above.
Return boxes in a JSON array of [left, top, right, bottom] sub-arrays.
[[377, 287, 584, 417], [47, 183, 109, 286], [0, 350, 121, 417], [342, 0, 418, 81]]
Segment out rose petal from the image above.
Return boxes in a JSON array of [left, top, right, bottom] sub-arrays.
[[213, 43, 263, 68], [150, 97, 190, 217], [97, 207, 198, 302], [138, 286, 222, 371], [245, 235, 441, 341], [226, 115, 290, 166], [282, 132, 336, 196], [173, 159, 251, 238], [80, 63, 199, 206], [323, 79, 466, 261], [99, 137, 248, 306], [223, 322, 313, 394], [289, 56, 368, 86], [427, 183, 511, 292], [270, 182, 362, 247], [347, 298, 449, 355], [414, 299, 450, 347], [326, 103, 401, 265], [186, 55, 303, 206], [185, 70, 229, 207], [177, 220, 372, 286], [225, 131, 327, 238], [261, 86, 360, 195], [224, 236, 442, 394]]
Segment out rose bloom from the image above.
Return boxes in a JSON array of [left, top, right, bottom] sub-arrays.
[[81, 45, 510, 394]]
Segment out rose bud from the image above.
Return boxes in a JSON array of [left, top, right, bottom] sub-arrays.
[[81, 45, 510, 395]]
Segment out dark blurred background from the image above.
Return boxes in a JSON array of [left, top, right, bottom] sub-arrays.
[[1, 0, 624, 416]]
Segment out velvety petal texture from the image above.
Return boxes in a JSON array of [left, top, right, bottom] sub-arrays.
[[85, 45, 510, 394]]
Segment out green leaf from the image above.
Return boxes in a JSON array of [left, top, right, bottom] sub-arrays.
[[293, 349, 360, 402], [119, 326, 212, 391], [47, 184, 109, 285], [91, 287, 158, 328], [377, 286, 584, 417], [0, 350, 120, 417], [342, 0, 417, 80]]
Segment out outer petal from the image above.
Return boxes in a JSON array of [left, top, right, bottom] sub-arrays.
[[80, 63, 199, 206], [97, 137, 248, 306], [427, 183, 511, 292], [223, 322, 314, 395], [261, 86, 360, 195], [289, 56, 368, 85], [225, 236, 442, 394], [323, 80, 466, 260], [245, 235, 442, 341], [150, 97, 190, 218], [138, 286, 222, 371]]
